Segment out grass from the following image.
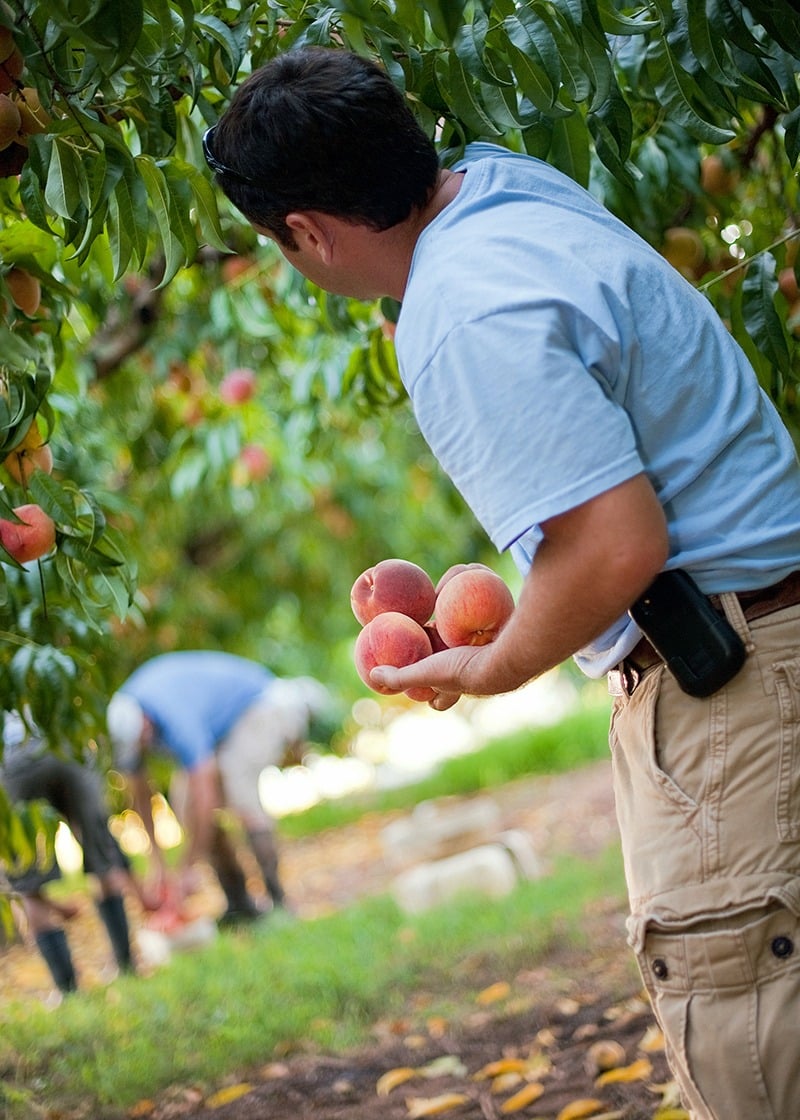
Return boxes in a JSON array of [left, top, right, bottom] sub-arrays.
[[0, 691, 621, 1118]]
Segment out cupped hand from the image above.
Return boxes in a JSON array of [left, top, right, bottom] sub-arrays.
[[369, 644, 486, 709]]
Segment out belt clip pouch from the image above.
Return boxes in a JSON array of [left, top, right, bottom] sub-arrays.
[[629, 569, 747, 698]]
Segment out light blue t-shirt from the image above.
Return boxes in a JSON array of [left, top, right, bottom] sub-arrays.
[[396, 143, 800, 676], [119, 651, 274, 769]]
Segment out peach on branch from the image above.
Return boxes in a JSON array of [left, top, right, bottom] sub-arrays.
[[6, 266, 40, 316], [354, 611, 433, 697], [0, 503, 55, 563], [3, 418, 53, 484], [232, 443, 272, 485], [434, 568, 514, 648], [219, 366, 257, 404], [351, 558, 436, 627]]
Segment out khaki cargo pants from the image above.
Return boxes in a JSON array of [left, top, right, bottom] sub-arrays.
[[609, 597, 800, 1120]]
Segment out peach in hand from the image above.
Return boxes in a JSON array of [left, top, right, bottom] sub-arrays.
[[0, 503, 56, 563], [434, 567, 514, 648], [351, 558, 436, 627], [435, 561, 496, 594], [354, 611, 433, 698]]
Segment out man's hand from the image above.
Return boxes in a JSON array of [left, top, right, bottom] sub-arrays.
[[370, 473, 668, 705]]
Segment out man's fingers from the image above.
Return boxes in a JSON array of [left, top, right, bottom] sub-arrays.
[[369, 665, 404, 692]]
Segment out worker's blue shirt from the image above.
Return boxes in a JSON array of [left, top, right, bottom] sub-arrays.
[[397, 142, 800, 675], [119, 651, 273, 769]]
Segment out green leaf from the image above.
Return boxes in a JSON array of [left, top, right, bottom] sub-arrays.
[[423, 0, 467, 45], [741, 252, 792, 378], [135, 155, 187, 284], [645, 37, 736, 144], [443, 51, 503, 137], [44, 138, 88, 220]]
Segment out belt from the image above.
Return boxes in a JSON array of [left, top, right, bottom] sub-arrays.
[[616, 569, 800, 693]]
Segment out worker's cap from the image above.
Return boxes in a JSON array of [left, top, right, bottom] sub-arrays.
[[107, 692, 146, 772]]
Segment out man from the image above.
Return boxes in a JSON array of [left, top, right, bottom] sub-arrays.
[[203, 47, 800, 1118], [1, 711, 142, 995], [107, 650, 333, 925]]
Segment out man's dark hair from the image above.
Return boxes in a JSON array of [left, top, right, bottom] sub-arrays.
[[208, 48, 441, 248]]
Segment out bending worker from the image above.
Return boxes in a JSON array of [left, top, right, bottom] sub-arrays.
[[107, 650, 332, 925]]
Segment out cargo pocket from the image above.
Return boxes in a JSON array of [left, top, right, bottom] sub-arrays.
[[772, 659, 800, 843], [639, 909, 800, 1120]]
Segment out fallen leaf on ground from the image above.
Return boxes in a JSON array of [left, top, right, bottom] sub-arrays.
[[419, 1055, 468, 1079], [499, 1081, 544, 1113], [596, 1057, 652, 1085], [376, 1068, 417, 1096], [205, 1083, 253, 1108], [639, 1025, 665, 1052], [406, 1092, 471, 1117], [476, 981, 511, 1005], [556, 1099, 606, 1120]]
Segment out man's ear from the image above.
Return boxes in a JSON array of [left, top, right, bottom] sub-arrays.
[[285, 212, 333, 263]]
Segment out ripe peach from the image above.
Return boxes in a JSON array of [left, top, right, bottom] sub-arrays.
[[15, 87, 48, 136], [0, 91, 20, 149], [700, 154, 738, 197], [779, 267, 799, 304], [220, 366, 257, 404], [435, 561, 495, 595], [6, 266, 40, 315], [434, 568, 514, 648], [3, 438, 53, 484], [0, 502, 55, 562], [232, 443, 271, 485], [354, 611, 432, 696], [221, 255, 254, 285], [351, 558, 436, 627]]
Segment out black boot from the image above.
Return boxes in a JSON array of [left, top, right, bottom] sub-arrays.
[[97, 894, 135, 973], [246, 828, 287, 908], [209, 825, 262, 926], [35, 928, 78, 993]]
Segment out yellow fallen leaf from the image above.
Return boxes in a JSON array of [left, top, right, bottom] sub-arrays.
[[476, 981, 511, 1005], [205, 1083, 253, 1108], [653, 1111, 690, 1120], [499, 1082, 545, 1113], [596, 1057, 652, 1085], [128, 1101, 154, 1117], [406, 1092, 470, 1117], [639, 1025, 665, 1052], [490, 1072, 524, 1094], [556, 1099, 606, 1120], [376, 1067, 418, 1096], [472, 1058, 530, 1080]]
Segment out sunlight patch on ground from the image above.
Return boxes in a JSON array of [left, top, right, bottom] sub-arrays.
[[259, 670, 581, 818]]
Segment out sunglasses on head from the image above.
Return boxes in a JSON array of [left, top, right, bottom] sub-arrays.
[[202, 126, 259, 185]]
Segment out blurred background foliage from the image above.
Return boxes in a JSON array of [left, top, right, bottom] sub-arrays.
[[0, 0, 797, 805]]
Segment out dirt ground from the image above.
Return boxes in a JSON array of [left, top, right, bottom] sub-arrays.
[[1, 760, 684, 1119]]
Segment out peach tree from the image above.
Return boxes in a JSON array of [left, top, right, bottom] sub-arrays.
[[0, 0, 798, 903]]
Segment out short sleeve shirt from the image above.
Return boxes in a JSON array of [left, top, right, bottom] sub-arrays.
[[396, 143, 800, 675], [119, 652, 274, 769]]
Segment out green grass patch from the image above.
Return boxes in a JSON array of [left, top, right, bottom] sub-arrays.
[[0, 844, 626, 1119], [279, 695, 611, 839]]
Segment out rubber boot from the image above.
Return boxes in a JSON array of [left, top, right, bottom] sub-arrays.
[[35, 928, 78, 993], [246, 828, 287, 908], [209, 825, 261, 926], [97, 894, 136, 973]]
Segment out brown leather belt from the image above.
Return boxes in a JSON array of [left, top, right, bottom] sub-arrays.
[[624, 569, 800, 678]]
